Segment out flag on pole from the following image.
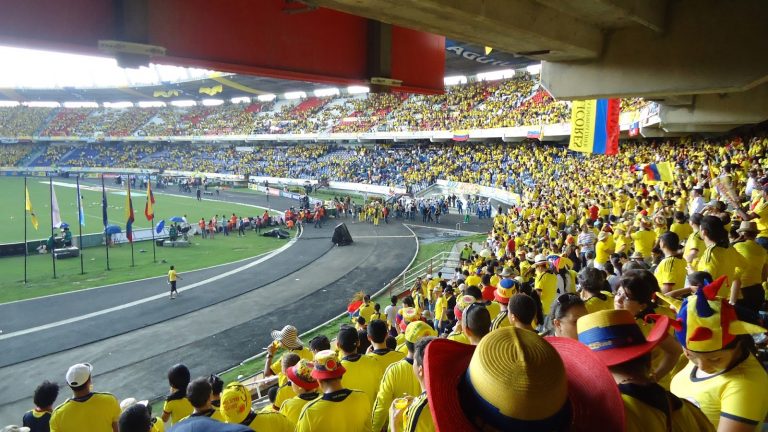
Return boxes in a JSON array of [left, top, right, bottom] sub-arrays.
[[102, 183, 109, 227], [568, 99, 620, 155], [642, 162, 674, 183], [25, 186, 39, 230], [144, 180, 155, 221], [125, 182, 135, 242], [51, 184, 62, 229], [76, 181, 85, 226]]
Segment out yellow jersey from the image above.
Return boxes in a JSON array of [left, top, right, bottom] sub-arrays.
[[296, 389, 372, 432], [340, 353, 384, 405], [279, 393, 319, 426], [697, 245, 747, 299], [670, 222, 693, 242], [619, 383, 714, 432], [241, 410, 294, 432], [534, 272, 558, 315], [372, 358, 422, 432], [733, 240, 768, 287], [162, 393, 194, 425], [50, 392, 121, 432], [366, 348, 405, 371], [631, 230, 657, 258], [583, 292, 614, 314], [402, 392, 435, 432], [655, 256, 688, 292], [671, 354, 768, 431]]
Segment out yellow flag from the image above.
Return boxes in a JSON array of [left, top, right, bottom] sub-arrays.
[[25, 186, 39, 230], [199, 84, 223, 96]]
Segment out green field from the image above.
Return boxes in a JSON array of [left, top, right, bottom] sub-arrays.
[[2, 176, 273, 243], [0, 176, 290, 303]]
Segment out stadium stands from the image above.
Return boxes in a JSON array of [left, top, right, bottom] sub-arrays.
[[0, 75, 580, 139]]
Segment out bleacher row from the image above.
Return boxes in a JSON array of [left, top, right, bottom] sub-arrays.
[[0, 75, 650, 139]]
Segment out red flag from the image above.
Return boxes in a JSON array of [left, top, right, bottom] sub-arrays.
[[144, 180, 155, 221]]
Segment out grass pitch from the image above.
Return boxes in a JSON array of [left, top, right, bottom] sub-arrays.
[[0, 176, 290, 303]]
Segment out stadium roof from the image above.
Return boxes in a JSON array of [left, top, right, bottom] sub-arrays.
[[0, 41, 538, 104]]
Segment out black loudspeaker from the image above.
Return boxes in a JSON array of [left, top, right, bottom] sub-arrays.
[[332, 223, 353, 246], [263, 228, 290, 239]]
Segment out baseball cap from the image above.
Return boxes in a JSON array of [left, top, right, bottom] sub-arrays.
[[65, 363, 92, 387]]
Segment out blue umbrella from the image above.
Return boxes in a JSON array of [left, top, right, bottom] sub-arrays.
[[155, 220, 166, 234], [105, 224, 122, 235], [170, 216, 185, 223]]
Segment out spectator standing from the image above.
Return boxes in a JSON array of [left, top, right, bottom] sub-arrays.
[[296, 350, 372, 432], [49, 363, 121, 432], [161, 364, 193, 425], [23, 381, 59, 432]]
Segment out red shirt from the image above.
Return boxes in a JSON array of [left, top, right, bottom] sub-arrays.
[[589, 205, 599, 221], [506, 238, 516, 252]]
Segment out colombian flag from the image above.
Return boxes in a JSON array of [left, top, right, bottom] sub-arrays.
[[642, 162, 674, 183], [144, 180, 155, 221], [568, 99, 620, 155], [452, 130, 469, 142], [125, 182, 135, 242]]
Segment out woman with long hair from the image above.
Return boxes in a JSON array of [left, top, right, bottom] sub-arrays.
[[614, 269, 683, 389], [695, 216, 748, 304]]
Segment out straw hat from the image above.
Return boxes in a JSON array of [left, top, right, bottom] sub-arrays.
[[270, 325, 304, 350], [577, 309, 670, 366], [494, 278, 519, 305], [533, 254, 548, 266], [630, 251, 644, 260], [500, 267, 517, 277], [545, 337, 626, 432], [525, 252, 536, 263], [424, 328, 623, 432], [220, 382, 252, 424], [736, 221, 758, 234], [597, 231, 610, 241]]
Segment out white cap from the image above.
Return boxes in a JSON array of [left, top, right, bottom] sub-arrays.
[[65, 363, 92, 387], [120, 397, 149, 412], [2, 427, 31, 432]]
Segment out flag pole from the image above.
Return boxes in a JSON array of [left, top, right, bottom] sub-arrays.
[[24, 175, 28, 284], [128, 180, 135, 267], [49, 175, 57, 279], [102, 174, 110, 271], [150, 179, 156, 263], [77, 175, 84, 275]]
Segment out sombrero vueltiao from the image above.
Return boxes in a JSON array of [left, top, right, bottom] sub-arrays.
[[424, 327, 624, 432]]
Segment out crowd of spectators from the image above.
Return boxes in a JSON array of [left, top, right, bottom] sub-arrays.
[[0, 77, 648, 140], [8, 126, 768, 432], [0, 143, 37, 166], [73, 107, 160, 137], [0, 106, 53, 137]]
